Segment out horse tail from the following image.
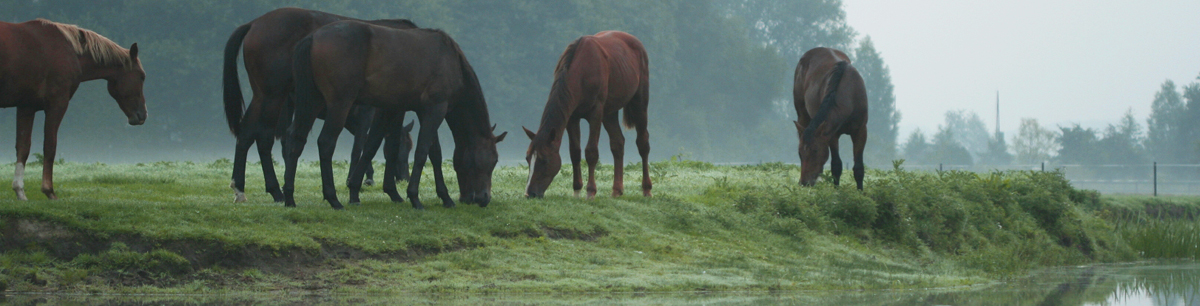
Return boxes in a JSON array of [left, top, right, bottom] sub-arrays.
[[292, 35, 318, 134], [623, 42, 650, 130], [223, 23, 252, 136]]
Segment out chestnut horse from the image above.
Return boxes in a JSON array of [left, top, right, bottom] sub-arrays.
[[0, 19, 147, 200], [289, 22, 507, 209], [223, 8, 416, 203], [793, 47, 868, 189], [522, 31, 651, 199]]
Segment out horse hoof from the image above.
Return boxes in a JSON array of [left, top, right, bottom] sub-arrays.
[[235, 194, 247, 203], [364, 179, 374, 186], [411, 200, 425, 210], [643, 190, 652, 197], [442, 199, 456, 208]]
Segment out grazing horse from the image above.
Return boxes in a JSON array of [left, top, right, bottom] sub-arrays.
[[793, 47, 868, 189], [0, 19, 147, 200], [289, 21, 507, 209], [522, 31, 651, 199], [223, 7, 416, 203]]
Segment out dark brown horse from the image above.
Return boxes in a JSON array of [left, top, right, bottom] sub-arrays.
[[223, 7, 416, 203], [793, 47, 868, 189], [522, 31, 651, 199], [0, 19, 147, 200], [289, 21, 507, 209]]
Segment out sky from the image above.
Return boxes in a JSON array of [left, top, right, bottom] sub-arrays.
[[842, 0, 1200, 138]]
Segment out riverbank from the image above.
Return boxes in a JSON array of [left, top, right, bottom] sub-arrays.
[[0, 160, 1191, 294]]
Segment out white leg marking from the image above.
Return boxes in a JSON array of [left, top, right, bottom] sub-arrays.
[[13, 163, 26, 200], [230, 180, 246, 203], [525, 155, 537, 196]]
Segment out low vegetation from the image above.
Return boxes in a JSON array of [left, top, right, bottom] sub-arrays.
[[0, 159, 1194, 295]]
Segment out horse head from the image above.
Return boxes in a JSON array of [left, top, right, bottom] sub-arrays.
[[796, 120, 832, 186], [453, 124, 506, 206], [523, 127, 562, 198], [108, 43, 146, 126]]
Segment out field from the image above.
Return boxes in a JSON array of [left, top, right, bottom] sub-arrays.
[[0, 159, 1195, 295]]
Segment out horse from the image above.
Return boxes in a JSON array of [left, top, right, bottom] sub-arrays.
[[288, 21, 507, 210], [792, 47, 868, 189], [522, 31, 651, 199], [223, 7, 416, 203], [0, 19, 147, 200]]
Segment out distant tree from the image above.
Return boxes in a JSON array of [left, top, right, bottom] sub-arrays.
[[853, 37, 899, 165], [1012, 118, 1059, 164], [1146, 80, 1188, 163], [931, 127, 973, 166], [942, 110, 989, 161], [1183, 80, 1200, 162], [1098, 109, 1147, 165], [901, 129, 931, 165], [713, 0, 855, 58], [1056, 124, 1099, 164], [978, 131, 1013, 166]]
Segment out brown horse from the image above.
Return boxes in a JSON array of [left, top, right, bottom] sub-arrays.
[[522, 31, 651, 199], [0, 19, 147, 200], [223, 7, 416, 203], [793, 47, 868, 189], [289, 21, 507, 209]]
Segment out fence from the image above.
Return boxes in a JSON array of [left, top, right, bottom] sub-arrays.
[[903, 163, 1200, 196]]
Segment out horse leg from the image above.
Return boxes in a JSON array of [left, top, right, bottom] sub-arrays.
[[407, 106, 448, 210], [584, 116, 603, 200], [230, 133, 253, 202], [829, 137, 843, 187], [851, 128, 867, 190], [428, 136, 454, 208], [316, 104, 352, 210], [382, 114, 406, 190], [283, 110, 317, 208], [350, 109, 400, 204], [40, 106, 68, 200], [255, 132, 284, 202], [602, 115, 625, 197], [566, 117, 583, 197], [12, 107, 35, 200], [631, 97, 652, 197]]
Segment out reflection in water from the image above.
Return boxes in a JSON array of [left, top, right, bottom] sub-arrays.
[[0, 262, 1196, 305]]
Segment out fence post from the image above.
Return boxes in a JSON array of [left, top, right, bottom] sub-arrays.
[[1153, 161, 1157, 197], [1041, 162, 1045, 172], [939, 163, 943, 172]]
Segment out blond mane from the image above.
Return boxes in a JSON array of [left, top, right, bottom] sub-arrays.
[[37, 18, 135, 70]]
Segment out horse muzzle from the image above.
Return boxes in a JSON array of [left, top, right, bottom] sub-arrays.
[[128, 110, 147, 126]]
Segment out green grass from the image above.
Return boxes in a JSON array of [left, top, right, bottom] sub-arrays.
[[0, 159, 1183, 294]]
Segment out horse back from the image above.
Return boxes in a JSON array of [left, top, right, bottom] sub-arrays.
[[575, 31, 646, 112], [794, 48, 852, 117], [0, 20, 81, 107]]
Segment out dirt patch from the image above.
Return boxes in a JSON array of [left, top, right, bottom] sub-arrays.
[[1, 217, 474, 280]]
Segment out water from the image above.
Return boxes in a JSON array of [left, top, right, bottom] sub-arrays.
[[1, 262, 1196, 305]]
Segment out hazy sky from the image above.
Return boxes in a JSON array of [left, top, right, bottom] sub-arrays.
[[842, 0, 1200, 138]]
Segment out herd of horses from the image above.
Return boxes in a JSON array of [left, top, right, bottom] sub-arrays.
[[0, 8, 869, 210]]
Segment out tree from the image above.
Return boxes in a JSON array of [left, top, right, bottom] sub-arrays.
[[942, 110, 989, 161], [854, 37, 899, 165], [1183, 80, 1200, 162], [901, 129, 931, 165], [930, 127, 973, 166], [1012, 118, 1059, 164], [1056, 124, 1099, 164], [1146, 80, 1187, 163], [1098, 109, 1147, 165], [979, 131, 1013, 166]]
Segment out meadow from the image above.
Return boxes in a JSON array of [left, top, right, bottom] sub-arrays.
[[0, 158, 1195, 294]]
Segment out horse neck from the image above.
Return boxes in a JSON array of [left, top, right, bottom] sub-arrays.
[[446, 95, 492, 145], [531, 95, 573, 152], [77, 54, 129, 81]]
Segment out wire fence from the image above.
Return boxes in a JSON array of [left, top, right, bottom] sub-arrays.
[[903, 163, 1200, 196]]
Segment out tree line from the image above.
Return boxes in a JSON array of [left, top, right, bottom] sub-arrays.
[[901, 73, 1200, 169], [2, 0, 901, 164]]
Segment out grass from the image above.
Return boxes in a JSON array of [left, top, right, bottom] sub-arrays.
[[0, 159, 1189, 295]]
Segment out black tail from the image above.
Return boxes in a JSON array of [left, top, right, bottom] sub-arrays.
[[292, 35, 318, 133], [802, 61, 850, 141], [223, 23, 252, 136]]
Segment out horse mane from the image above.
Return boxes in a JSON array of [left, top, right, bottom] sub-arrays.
[[37, 19, 134, 70], [431, 28, 492, 139], [802, 61, 850, 144], [532, 37, 586, 145]]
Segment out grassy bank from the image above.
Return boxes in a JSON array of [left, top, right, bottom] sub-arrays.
[[0, 159, 1189, 294]]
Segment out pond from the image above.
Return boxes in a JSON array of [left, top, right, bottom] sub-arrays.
[[2, 261, 1196, 305]]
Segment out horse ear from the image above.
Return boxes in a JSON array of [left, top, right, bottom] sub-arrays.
[[793, 120, 805, 136], [129, 43, 139, 59], [403, 120, 415, 133], [495, 131, 508, 143], [523, 127, 536, 140], [491, 124, 497, 132]]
